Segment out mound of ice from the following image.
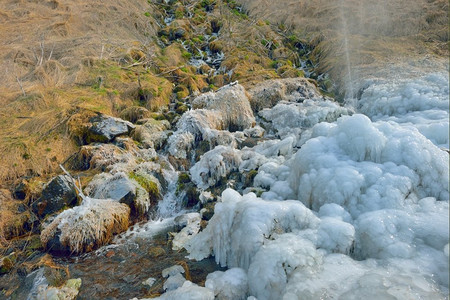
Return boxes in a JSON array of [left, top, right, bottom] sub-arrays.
[[248, 233, 322, 300], [190, 146, 242, 189], [205, 268, 248, 300], [259, 100, 352, 138], [147, 281, 214, 300], [358, 73, 449, 148], [185, 189, 320, 269], [289, 114, 449, 216], [283, 253, 446, 300]]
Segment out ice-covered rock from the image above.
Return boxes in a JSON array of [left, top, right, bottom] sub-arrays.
[[149, 281, 214, 300], [248, 77, 328, 112], [172, 213, 201, 251], [192, 83, 255, 131], [164, 273, 186, 291], [68, 143, 136, 171], [358, 73, 449, 149], [289, 114, 449, 216], [205, 268, 248, 300], [248, 233, 322, 300], [185, 189, 320, 269], [259, 100, 352, 138], [40, 198, 130, 254], [132, 118, 171, 149], [36, 278, 81, 300], [162, 265, 185, 278], [190, 146, 242, 189], [31, 175, 77, 218]]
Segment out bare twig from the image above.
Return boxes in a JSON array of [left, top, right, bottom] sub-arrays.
[[16, 75, 26, 96]]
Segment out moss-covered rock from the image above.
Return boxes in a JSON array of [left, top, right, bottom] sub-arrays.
[[119, 106, 151, 123]]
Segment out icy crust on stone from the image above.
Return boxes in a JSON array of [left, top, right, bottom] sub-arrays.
[[205, 268, 248, 300], [248, 77, 328, 112], [40, 198, 130, 253], [190, 146, 242, 189], [259, 100, 352, 138], [186, 189, 323, 269], [149, 281, 214, 300], [358, 73, 449, 148], [289, 114, 449, 217], [192, 83, 255, 131], [168, 83, 255, 159], [282, 253, 447, 300]]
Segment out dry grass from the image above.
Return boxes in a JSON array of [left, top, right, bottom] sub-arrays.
[[237, 0, 449, 94], [41, 198, 130, 254]]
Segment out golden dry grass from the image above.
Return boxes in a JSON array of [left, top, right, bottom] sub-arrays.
[[237, 0, 449, 94]]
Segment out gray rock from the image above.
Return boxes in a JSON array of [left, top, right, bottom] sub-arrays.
[[87, 114, 135, 143], [32, 175, 77, 218], [248, 77, 329, 112]]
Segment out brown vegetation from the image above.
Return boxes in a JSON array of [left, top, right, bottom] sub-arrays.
[[237, 0, 449, 95]]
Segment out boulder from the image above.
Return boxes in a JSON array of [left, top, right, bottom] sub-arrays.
[[192, 83, 255, 132], [190, 146, 242, 189], [248, 78, 327, 112], [132, 118, 171, 149], [68, 111, 135, 145], [87, 114, 135, 143], [67, 143, 131, 171], [40, 198, 130, 254], [85, 171, 161, 218], [31, 175, 77, 218]]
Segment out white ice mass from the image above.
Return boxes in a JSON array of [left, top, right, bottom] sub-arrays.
[[180, 74, 449, 300]]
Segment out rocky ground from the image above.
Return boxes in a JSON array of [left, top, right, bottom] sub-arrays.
[[0, 0, 447, 299]]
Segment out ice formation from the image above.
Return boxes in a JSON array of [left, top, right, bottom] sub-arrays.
[[205, 268, 248, 300], [358, 73, 449, 149], [190, 146, 242, 189], [182, 73, 449, 300]]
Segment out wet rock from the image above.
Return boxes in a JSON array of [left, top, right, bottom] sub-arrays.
[[132, 118, 171, 149], [87, 114, 135, 143], [85, 172, 159, 218], [31, 175, 77, 218], [248, 77, 328, 112], [68, 111, 135, 145], [41, 198, 130, 254]]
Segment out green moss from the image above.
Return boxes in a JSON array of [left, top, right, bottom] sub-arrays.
[[178, 172, 190, 184], [182, 51, 192, 60], [129, 172, 160, 201], [144, 12, 151, 17]]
